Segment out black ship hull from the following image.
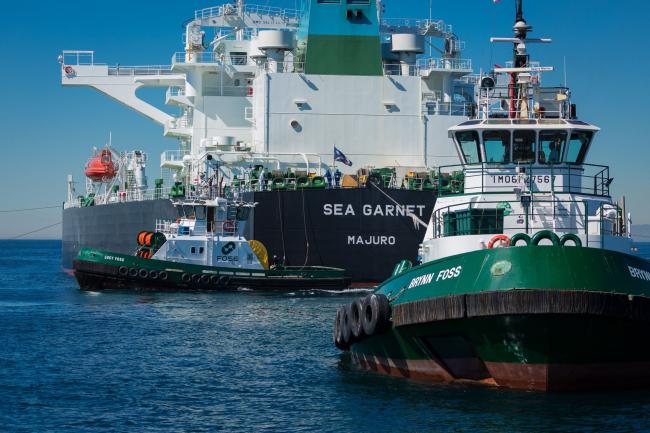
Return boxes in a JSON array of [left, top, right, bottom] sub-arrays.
[[62, 188, 435, 283]]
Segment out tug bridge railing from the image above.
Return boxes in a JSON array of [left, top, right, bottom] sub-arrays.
[[435, 163, 611, 197], [432, 199, 625, 247]]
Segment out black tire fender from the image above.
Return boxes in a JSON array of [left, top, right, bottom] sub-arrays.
[[181, 273, 191, 284], [118, 266, 129, 276], [138, 268, 149, 279], [350, 298, 365, 340], [128, 268, 138, 278], [159, 271, 168, 281], [210, 275, 220, 285], [361, 293, 391, 337], [191, 274, 201, 284], [199, 274, 210, 285], [148, 270, 158, 280], [341, 304, 353, 345], [333, 307, 348, 350], [218, 275, 230, 287]]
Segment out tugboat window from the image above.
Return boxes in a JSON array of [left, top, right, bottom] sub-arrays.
[[566, 131, 593, 164], [456, 131, 482, 164], [182, 205, 195, 219], [195, 206, 206, 221], [191, 247, 196, 254], [538, 130, 567, 164], [513, 130, 536, 164], [483, 130, 510, 164]]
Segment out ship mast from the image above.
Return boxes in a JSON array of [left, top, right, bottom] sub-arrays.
[[490, 0, 552, 119]]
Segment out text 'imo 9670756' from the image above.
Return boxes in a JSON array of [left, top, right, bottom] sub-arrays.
[[333, 0, 650, 391]]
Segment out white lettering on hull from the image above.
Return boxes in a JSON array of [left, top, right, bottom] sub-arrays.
[[407, 266, 463, 289], [347, 235, 396, 246], [629, 266, 650, 282], [323, 203, 426, 218]]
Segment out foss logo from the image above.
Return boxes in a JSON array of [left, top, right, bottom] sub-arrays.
[[221, 242, 236, 255]]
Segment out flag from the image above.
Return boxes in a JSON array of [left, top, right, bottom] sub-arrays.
[[334, 146, 353, 167]]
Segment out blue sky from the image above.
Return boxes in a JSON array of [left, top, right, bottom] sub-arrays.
[[0, 0, 648, 239]]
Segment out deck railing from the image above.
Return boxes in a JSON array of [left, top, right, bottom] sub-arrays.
[[431, 199, 625, 246], [435, 163, 611, 197]]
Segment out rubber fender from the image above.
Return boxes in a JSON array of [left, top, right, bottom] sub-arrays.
[[361, 293, 391, 337], [191, 274, 201, 284], [210, 275, 220, 285], [350, 298, 366, 340], [510, 233, 531, 247], [148, 270, 158, 280], [218, 276, 230, 287], [159, 271, 168, 281], [341, 304, 353, 345], [118, 266, 129, 276], [199, 274, 210, 285], [128, 268, 139, 278], [560, 233, 583, 247], [138, 268, 149, 279], [531, 230, 561, 246], [181, 273, 192, 284], [333, 307, 349, 350]]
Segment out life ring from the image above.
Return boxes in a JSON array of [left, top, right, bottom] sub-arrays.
[[222, 220, 236, 233], [488, 234, 511, 249], [118, 266, 129, 276], [63, 65, 74, 75], [531, 230, 561, 246], [510, 233, 531, 247], [560, 233, 583, 247], [361, 293, 391, 337], [181, 273, 192, 284], [349, 298, 365, 340]]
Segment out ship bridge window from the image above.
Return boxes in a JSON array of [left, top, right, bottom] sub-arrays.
[[566, 131, 593, 165], [539, 130, 567, 164], [483, 130, 510, 164], [230, 52, 248, 65], [513, 130, 536, 164], [181, 205, 196, 220], [455, 131, 482, 164]]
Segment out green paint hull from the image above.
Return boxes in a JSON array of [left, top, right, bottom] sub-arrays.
[[73, 248, 351, 292], [347, 246, 650, 391]]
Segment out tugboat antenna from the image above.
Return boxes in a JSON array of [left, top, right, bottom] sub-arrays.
[[515, 0, 524, 24]]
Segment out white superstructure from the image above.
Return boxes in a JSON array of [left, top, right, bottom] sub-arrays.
[[59, 0, 475, 204], [418, 1, 636, 264]]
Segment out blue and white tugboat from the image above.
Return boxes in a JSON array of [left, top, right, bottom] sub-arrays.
[[74, 197, 351, 291]]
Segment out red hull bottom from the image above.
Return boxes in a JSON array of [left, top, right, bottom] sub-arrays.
[[351, 353, 650, 391]]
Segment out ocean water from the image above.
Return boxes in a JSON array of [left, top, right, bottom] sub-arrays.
[[1, 241, 650, 433]]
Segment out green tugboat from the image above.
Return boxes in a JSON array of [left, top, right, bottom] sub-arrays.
[[333, 1, 650, 391], [74, 198, 350, 291]]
